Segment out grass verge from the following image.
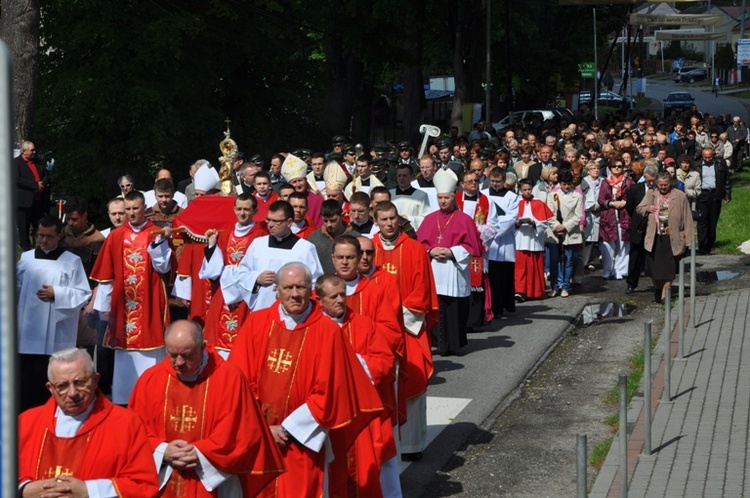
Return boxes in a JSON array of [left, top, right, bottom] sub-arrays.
[[715, 169, 750, 254], [591, 342, 651, 468]]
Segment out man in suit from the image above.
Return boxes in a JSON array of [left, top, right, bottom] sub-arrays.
[[16, 141, 48, 250], [696, 147, 731, 254], [625, 164, 658, 294]]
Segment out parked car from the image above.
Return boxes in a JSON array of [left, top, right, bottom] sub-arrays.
[[672, 66, 700, 83], [579, 90, 635, 110], [679, 67, 708, 83], [663, 92, 695, 117]]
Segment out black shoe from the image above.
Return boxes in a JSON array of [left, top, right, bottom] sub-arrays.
[[625, 286, 635, 294], [401, 452, 423, 462]]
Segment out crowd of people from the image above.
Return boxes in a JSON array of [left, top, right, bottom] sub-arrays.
[[14, 105, 739, 497]]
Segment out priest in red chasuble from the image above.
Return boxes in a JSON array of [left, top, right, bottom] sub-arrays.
[[417, 168, 483, 357], [372, 201, 438, 462], [90, 190, 174, 405], [228, 262, 383, 498], [317, 275, 396, 498], [18, 348, 159, 497], [197, 194, 268, 357], [129, 320, 284, 497]]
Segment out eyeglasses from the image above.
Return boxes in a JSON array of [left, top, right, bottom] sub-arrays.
[[611, 164, 623, 168], [266, 217, 289, 224], [333, 254, 358, 261], [51, 375, 94, 395], [119, 183, 132, 189]]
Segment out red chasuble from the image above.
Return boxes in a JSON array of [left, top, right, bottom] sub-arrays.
[[372, 232, 438, 401], [19, 394, 159, 497], [294, 217, 317, 240], [329, 310, 395, 498], [177, 242, 216, 325], [204, 224, 268, 351], [90, 221, 171, 350], [129, 346, 285, 498], [228, 301, 383, 498]]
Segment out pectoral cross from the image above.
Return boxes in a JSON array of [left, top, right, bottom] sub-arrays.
[[383, 263, 397, 275], [44, 466, 74, 479], [169, 405, 198, 433], [437, 234, 444, 243], [267, 348, 293, 374]]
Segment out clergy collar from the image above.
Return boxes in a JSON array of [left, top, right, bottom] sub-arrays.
[[362, 266, 376, 278], [463, 193, 478, 201], [351, 219, 374, 233], [279, 302, 313, 329], [292, 219, 307, 231], [235, 222, 254, 236], [314, 174, 324, 181], [269, 231, 299, 249], [489, 187, 509, 197], [177, 349, 209, 383], [54, 396, 97, 437], [395, 186, 416, 196], [379, 231, 400, 249], [129, 220, 148, 231], [359, 176, 371, 185], [417, 177, 435, 188], [256, 191, 272, 201], [344, 275, 360, 295], [35, 245, 65, 260], [323, 309, 347, 325]]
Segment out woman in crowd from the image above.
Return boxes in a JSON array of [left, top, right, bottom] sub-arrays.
[[675, 154, 702, 209], [495, 151, 516, 177], [580, 160, 603, 271], [532, 165, 558, 203], [718, 132, 733, 169], [598, 157, 634, 280], [546, 170, 584, 297], [513, 144, 537, 181], [637, 171, 694, 303]]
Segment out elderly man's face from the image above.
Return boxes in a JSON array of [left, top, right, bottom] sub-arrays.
[[290, 177, 307, 193], [165, 323, 205, 378], [702, 149, 715, 163], [47, 358, 99, 416], [21, 142, 36, 161], [276, 266, 311, 315], [318, 280, 347, 319]]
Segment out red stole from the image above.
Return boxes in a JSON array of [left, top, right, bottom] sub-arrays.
[[258, 321, 309, 425], [35, 430, 89, 480], [162, 376, 210, 498], [455, 191, 490, 225], [25, 158, 42, 200], [518, 197, 553, 221]]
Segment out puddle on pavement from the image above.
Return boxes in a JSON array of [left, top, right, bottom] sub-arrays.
[[695, 270, 741, 283], [578, 302, 636, 327]]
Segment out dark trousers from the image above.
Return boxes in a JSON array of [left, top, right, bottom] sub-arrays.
[[696, 190, 722, 253], [19, 354, 52, 411], [488, 260, 515, 316], [626, 242, 647, 288]]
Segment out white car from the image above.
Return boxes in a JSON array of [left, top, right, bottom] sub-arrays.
[[492, 110, 556, 131]]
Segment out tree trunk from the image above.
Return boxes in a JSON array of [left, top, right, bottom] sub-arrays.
[[0, 0, 40, 145], [401, 0, 426, 145]]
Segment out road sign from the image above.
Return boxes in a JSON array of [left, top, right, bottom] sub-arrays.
[[738, 39, 750, 66], [578, 62, 596, 78]]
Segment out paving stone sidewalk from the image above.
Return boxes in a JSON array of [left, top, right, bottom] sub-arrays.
[[591, 288, 750, 498]]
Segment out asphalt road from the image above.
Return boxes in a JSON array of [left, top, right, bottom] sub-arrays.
[[632, 76, 748, 121]]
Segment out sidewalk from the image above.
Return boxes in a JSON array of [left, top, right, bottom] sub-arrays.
[[591, 288, 750, 497]]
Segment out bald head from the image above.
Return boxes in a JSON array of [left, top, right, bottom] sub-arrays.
[[164, 320, 205, 378], [156, 169, 173, 181]]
